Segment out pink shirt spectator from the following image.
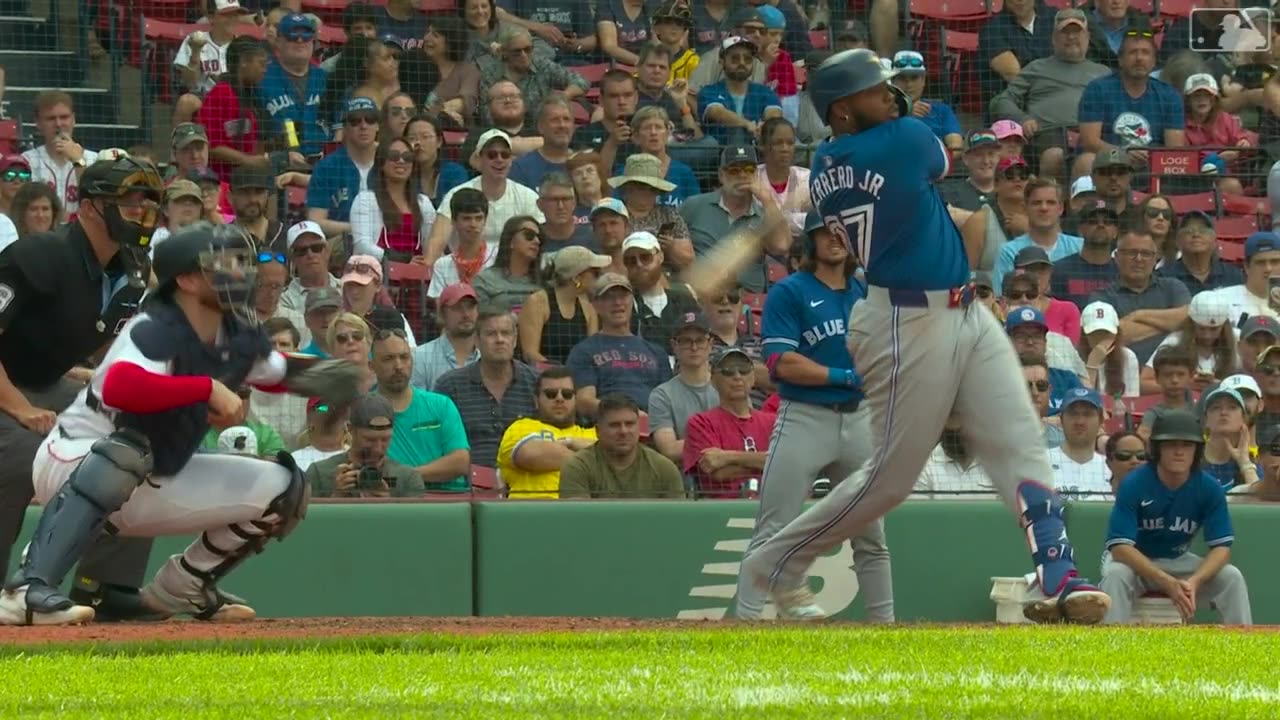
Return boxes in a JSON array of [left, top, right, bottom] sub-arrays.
[[1185, 109, 1250, 148], [1044, 297, 1082, 343], [682, 406, 777, 498]]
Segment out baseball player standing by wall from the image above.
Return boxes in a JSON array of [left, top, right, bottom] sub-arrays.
[[740, 49, 1110, 623], [734, 211, 893, 622], [0, 223, 360, 625]]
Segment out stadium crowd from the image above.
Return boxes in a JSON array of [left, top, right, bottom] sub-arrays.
[[1, 0, 1280, 528]]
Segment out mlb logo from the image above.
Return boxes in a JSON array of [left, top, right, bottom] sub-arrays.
[[1190, 8, 1271, 53]]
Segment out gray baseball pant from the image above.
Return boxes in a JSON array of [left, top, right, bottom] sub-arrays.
[[735, 400, 894, 622], [742, 289, 1055, 597], [1100, 551, 1252, 625]]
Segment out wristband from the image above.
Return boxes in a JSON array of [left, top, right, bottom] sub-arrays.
[[828, 367, 857, 388]]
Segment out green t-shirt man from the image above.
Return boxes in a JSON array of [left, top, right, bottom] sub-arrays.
[[386, 388, 471, 492]]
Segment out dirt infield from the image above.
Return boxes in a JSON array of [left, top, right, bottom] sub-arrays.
[[0, 617, 715, 645]]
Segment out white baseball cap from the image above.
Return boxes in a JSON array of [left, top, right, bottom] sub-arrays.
[[217, 426, 258, 456], [621, 231, 661, 253], [1188, 291, 1230, 328], [1070, 175, 1096, 199], [1081, 301, 1119, 335], [1221, 373, 1263, 399], [1184, 73, 1220, 97], [287, 220, 325, 249]]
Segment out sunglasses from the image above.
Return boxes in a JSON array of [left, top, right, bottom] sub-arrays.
[[1096, 167, 1130, 178], [542, 388, 575, 400], [624, 252, 656, 267], [518, 228, 542, 243], [723, 165, 753, 177], [1007, 290, 1039, 301], [283, 30, 315, 42], [1145, 208, 1174, 220], [347, 114, 379, 127], [717, 291, 742, 304], [485, 149, 512, 160], [375, 328, 407, 340], [1112, 450, 1148, 462], [968, 132, 997, 146], [1258, 365, 1280, 376], [976, 287, 993, 299], [384, 150, 414, 163], [1, 169, 30, 182], [716, 366, 753, 378], [335, 331, 366, 344], [892, 56, 925, 69], [293, 242, 326, 256], [1116, 249, 1157, 260], [257, 251, 287, 265], [1027, 380, 1050, 392], [345, 262, 381, 276], [387, 105, 415, 117], [1002, 168, 1030, 180]]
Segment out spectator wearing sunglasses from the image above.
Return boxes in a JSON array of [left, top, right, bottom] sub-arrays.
[[434, 307, 537, 468], [1021, 353, 1066, 449], [473, 215, 543, 312], [1251, 344, 1280, 445], [702, 286, 770, 408], [888, 51, 963, 153], [975, 0, 1054, 100], [1052, 200, 1120, 310], [1076, 26, 1183, 180], [1006, 306, 1084, 416], [350, 137, 438, 264], [1048, 388, 1113, 500], [1007, 247, 1084, 346], [1234, 423, 1280, 499], [281, 221, 342, 313], [960, 156, 1030, 274], [291, 398, 350, 472], [252, 249, 309, 344], [0, 153, 30, 220], [497, 366, 597, 498], [305, 97, 381, 239], [682, 346, 776, 498], [1104, 430, 1146, 493], [341, 254, 418, 345], [260, 14, 328, 158]]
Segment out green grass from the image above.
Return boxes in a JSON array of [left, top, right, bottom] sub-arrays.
[[2, 626, 1278, 719]]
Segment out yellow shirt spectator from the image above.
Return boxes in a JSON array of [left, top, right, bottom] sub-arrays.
[[670, 48, 699, 83], [498, 417, 597, 498]]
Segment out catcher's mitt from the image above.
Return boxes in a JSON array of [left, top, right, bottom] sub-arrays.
[[283, 355, 363, 405]]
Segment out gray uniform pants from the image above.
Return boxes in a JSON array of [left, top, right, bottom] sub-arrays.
[[734, 400, 894, 622], [1100, 551, 1252, 625], [742, 289, 1053, 596], [0, 379, 153, 589]]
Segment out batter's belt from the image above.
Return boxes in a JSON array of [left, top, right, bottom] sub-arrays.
[[868, 284, 976, 309]]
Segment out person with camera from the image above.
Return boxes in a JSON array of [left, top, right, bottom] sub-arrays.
[[304, 394, 425, 498]]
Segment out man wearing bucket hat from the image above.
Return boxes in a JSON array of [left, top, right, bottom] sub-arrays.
[[1101, 408, 1252, 625], [608, 154, 694, 270]]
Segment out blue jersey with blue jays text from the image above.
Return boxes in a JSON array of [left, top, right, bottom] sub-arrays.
[[260, 60, 328, 157], [305, 145, 367, 223], [761, 271, 864, 406], [809, 117, 967, 291], [1106, 463, 1234, 560]]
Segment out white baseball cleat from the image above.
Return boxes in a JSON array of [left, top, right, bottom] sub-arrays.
[[770, 586, 828, 621], [0, 586, 95, 626]]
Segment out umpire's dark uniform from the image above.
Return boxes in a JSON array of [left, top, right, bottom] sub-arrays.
[[0, 158, 159, 613]]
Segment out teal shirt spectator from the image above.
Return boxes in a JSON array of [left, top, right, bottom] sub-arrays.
[[300, 340, 328, 358], [991, 232, 1084, 292], [387, 388, 471, 492]]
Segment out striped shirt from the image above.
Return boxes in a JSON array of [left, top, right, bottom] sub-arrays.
[[432, 360, 538, 467]]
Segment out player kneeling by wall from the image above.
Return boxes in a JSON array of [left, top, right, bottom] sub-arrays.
[[1100, 408, 1252, 625], [0, 223, 362, 626]]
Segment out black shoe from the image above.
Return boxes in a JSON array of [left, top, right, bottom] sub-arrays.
[[69, 584, 171, 622]]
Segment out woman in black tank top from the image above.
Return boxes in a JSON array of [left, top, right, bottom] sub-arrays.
[[517, 246, 610, 365]]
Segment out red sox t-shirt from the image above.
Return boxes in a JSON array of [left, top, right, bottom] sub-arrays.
[[682, 406, 777, 498]]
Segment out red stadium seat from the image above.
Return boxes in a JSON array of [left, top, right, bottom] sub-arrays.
[[0, 119, 18, 154], [574, 63, 611, 85], [286, 186, 306, 207], [737, 308, 763, 337], [1129, 0, 1154, 12], [1219, 241, 1244, 263], [141, 17, 191, 41], [909, 0, 996, 24], [741, 292, 766, 314], [387, 261, 431, 283], [808, 29, 829, 50], [1220, 192, 1270, 217], [136, 0, 192, 23], [1165, 191, 1217, 214], [302, 0, 351, 25], [572, 102, 590, 125], [421, 0, 456, 14], [443, 130, 466, 145], [766, 258, 788, 284], [470, 465, 504, 498], [1157, 0, 1193, 17], [942, 28, 980, 112]]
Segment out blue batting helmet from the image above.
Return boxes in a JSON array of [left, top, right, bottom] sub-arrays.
[[803, 210, 825, 236], [809, 48, 903, 124]]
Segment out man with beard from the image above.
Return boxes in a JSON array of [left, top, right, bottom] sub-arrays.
[[1050, 200, 1120, 310], [411, 283, 480, 391], [697, 35, 782, 146], [304, 395, 425, 498], [371, 329, 472, 493], [497, 366, 597, 498], [476, 27, 588, 131], [1075, 29, 1185, 181], [461, 81, 543, 164], [433, 307, 537, 468], [280, 221, 341, 313], [228, 166, 285, 253], [989, 10, 1110, 180], [623, 232, 702, 354], [733, 211, 894, 622]]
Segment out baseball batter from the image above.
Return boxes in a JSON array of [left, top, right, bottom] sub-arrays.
[[735, 211, 893, 621], [0, 224, 359, 626], [739, 49, 1110, 624]]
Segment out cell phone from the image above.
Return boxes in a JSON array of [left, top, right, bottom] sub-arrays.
[[619, 113, 634, 126], [1269, 276, 1280, 312], [658, 222, 676, 236]]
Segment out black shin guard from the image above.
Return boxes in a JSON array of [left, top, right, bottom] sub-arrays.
[[9, 431, 152, 610]]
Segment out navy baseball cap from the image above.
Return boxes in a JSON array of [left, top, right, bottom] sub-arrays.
[[1062, 387, 1103, 412], [1013, 245, 1051, 268], [966, 130, 998, 152], [345, 96, 379, 117], [674, 310, 710, 334], [1245, 231, 1280, 260], [1005, 305, 1048, 332], [1180, 209, 1214, 229], [1242, 314, 1280, 340], [1080, 199, 1119, 220], [803, 210, 824, 235], [720, 144, 758, 168]]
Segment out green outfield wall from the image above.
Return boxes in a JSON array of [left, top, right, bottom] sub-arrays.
[[13, 500, 1280, 622]]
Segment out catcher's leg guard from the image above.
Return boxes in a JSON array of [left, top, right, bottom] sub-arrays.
[[1016, 480, 1110, 624], [143, 452, 308, 621], [5, 431, 152, 620]]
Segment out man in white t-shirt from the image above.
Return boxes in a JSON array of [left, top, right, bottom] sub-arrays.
[[173, 0, 255, 124], [1197, 231, 1280, 329], [22, 90, 98, 217], [1048, 387, 1113, 500], [425, 129, 543, 261]]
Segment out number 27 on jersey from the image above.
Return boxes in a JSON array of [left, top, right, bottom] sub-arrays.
[[823, 203, 875, 268]]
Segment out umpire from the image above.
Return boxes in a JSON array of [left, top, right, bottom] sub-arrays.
[[733, 212, 894, 622], [0, 154, 163, 618]]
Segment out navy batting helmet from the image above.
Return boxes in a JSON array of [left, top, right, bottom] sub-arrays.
[[809, 49, 902, 124]]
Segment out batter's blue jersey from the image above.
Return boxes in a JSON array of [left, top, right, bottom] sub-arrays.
[[761, 271, 864, 406], [809, 117, 968, 291], [1105, 463, 1234, 560]]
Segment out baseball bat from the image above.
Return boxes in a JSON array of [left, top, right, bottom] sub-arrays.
[[680, 215, 789, 300]]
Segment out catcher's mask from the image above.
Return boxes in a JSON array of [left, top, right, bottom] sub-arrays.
[[79, 155, 164, 249], [154, 222, 260, 324]]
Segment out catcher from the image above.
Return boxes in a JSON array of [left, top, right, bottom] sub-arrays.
[[0, 223, 362, 626]]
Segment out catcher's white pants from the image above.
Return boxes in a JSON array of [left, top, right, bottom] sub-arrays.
[[34, 434, 291, 537]]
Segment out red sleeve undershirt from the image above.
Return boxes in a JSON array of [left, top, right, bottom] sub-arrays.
[[101, 362, 213, 414]]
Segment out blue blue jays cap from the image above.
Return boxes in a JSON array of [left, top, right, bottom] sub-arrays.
[[1245, 231, 1280, 260], [345, 96, 378, 116], [278, 13, 315, 39], [1062, 387, 1103, 412], [1004, 305, 1047, 332]]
